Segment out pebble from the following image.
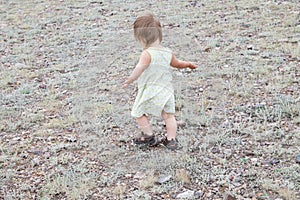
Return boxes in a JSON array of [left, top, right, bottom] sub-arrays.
[[247, 50, 259, 55], [247, 45, 253, 50], [47, 136, 55, 142], [251, 158, 258, 165], [65, 136, 77, 142], [176, 190, 194, 199], [44, 152, 51, 159], [156, 174, 172, 184], [39, 84, 47, 89], [12, 137, 22, 141], [262, 159, 280, 165], [223, 193, 237, 200], [224, 149, 232, 156], [296, 154, 300, 163], [195, 190, 202, 199], [15, 63, 27, 68], [29, 149, 43, 156], [125, 174, 132, 178]]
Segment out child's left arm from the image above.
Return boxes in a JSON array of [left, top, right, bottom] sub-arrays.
[[122, 50, 151, 89], [170, 54, 197, 69]]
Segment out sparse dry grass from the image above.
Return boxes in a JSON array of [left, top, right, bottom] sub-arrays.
[[0, 0, 299, 199]]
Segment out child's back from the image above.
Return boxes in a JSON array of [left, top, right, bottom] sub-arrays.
[[138, 47, 173, 91]]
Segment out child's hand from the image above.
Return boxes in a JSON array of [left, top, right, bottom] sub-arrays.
[[122, 79, 131, 89], [188, 62, 198, 69]]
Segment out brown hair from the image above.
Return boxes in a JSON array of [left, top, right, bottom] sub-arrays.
[[133, 13, 162, 47]]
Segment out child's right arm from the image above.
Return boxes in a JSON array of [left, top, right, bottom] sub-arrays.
[[170, 54, 197, 69], [122, 50, 151, 89]]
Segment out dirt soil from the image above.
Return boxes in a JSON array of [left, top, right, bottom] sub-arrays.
[[0, 0, 299, 199]]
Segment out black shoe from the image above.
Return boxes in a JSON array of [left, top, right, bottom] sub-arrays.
[[161, 137, 182, 151], [133, 133, 159, 146]]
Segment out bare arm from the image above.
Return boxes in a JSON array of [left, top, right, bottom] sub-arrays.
[[122, 50, 151, 88], [170, 54, 197, 69]]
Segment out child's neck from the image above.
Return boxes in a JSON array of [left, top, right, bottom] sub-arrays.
[[149, 40, 162, 48]]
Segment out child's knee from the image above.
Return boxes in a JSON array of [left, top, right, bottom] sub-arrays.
[[136, 114, 150, 124]]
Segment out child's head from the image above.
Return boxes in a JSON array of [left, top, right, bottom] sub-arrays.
[[133, 13, 162, 48]]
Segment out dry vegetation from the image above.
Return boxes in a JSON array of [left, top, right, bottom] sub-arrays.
[[0, 0, 299, 199]]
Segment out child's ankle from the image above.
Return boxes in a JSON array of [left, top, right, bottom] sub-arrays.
[[167, 137, 176, 141], [142, 132, 153, 137]]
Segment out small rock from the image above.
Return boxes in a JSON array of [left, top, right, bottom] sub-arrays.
[[39, 84, 47, 89], [44, 152, 51, 159], [261, 53, 271, 58], [296, 154, 300, 163], [176, 190, 194, 199], [224, 193, 237, 200], [65, 136, 77, 142], [81, 141, 89, 148], [247, 50, 259, 55], [28, 149, 43, 156], [32, 158, 41, 167], [12, 137, 21, 141], [251, 158, 258, 165], [15, 63, 27, 68], [195, 190, 202, 199], [156, 174, 172, 184], [262, 159, 280, 165], [20, 153, 28, 159], [240, 23, 250, 28], [224, 149, 232, 156], [247, 45, 253, 50], [47, 137, 55, 142], [206, 191, 213, 198], [34, 178, 42, 185], [125, 174, 132, 178], [211, 147, 220, 153], [245, 150, 256, 156], [255, 102, 266, 109], [232, 181, 242, 187], [133, 171, 145, 179]]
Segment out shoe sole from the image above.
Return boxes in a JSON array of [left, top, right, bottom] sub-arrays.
[[134, 137, 159, 146]]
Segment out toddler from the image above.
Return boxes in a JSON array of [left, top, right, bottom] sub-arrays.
[[122, 13, 197, 150]]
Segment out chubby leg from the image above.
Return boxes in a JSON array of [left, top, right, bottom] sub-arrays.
[[134, 115, 158, 146], [136, 115, 152, 136], [161, 111, 177, 140]]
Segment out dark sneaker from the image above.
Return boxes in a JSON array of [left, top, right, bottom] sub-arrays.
[[133, 133, 159, 146], [161, 137, 182, 151]]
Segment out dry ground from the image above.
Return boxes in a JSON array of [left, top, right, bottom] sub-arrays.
[[0, 0, 299, 199]]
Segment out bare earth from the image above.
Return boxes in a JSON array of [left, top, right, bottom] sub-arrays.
[[0, 0, 299, 199]]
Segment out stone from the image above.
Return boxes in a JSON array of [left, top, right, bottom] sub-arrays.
[[195, 190, 202, 199], [156, 174, 172, 184], [223, 193, 237, 200], [296, 154, 300, 163], [176, 190, 194, 199], [224, 149, 232, 156]]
